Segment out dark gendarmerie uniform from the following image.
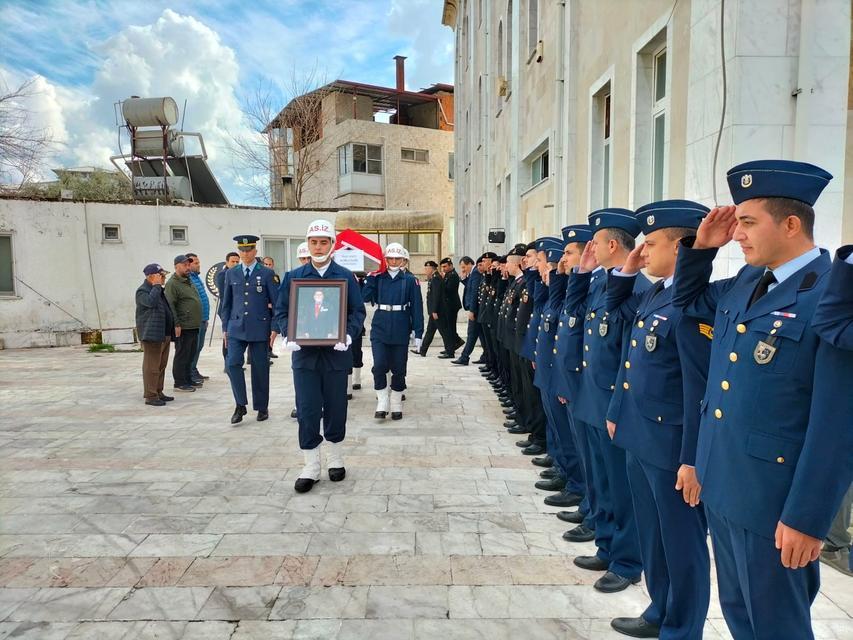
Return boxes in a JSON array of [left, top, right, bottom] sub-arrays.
[[418, 263, 442, 356], [437, 262, 463, 356], [513, 260, 547, 452], [604, 201, 712, 639], [672, 160, 853, 640]]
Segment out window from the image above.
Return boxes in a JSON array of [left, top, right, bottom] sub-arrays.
[[338, 143, 383, 175], [651, 46, 667, 200], [528, 0, 539, 55], [401, 148, 429, 163], [0, 234, 14, 296], [531, 149, 549, 186], [170, 226, 188, 243], [102, 224, 121, 242], [448, 152, 455, 180]]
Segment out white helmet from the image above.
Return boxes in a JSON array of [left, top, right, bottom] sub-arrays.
[[385, 242, 406, 259], [402, 247, 410, 260], [296, 242, 310, 259], [306, 218, 335, 240]]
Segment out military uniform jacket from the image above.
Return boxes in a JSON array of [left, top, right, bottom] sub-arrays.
[[516, 269, 539, 358], [533, 270, 565, 391], [673, 245, 853, 540], [463, 269, 482, 314], [362, 271, 424, 344], [487, 275, 506, 327], [568, 267, 652, 429], [552, 272, 587, 401], [219, 264, 278, 342], [441, 270, 463, 315], [498, 276, 523, 346], [812, 245, 853, 349], [426, 273, 442, 315], [274, 261, 366, 372], [476, 272, 491, 324], [604, 273, 713, 472]]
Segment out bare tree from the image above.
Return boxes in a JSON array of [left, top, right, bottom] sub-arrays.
[[0, 77, 55, 189], [230, 65, 336, 209]]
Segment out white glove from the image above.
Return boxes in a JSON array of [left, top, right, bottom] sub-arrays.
[[284, 339, 301, 352], [333, 334, 352, 352]]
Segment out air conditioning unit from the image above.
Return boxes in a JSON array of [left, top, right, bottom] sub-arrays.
[[535, 40, 544, 63], [497, 76, 508, 96]]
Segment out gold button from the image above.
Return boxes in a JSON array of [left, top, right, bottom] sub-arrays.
[[776, 456, 785, 464], [729, 352, 738, 362], [575, 367, 580, 372], [652, 319, 659, 327], [773, 320, 782, 328], [555, 335, 559, 341], [631, 339, 637, 347], [591, 312, 596, 319], [770, 328, 777, 335], [625, 361, 631, 368], [244, 292, 248, 296], [721, 380, 730, 390], [714, 409, 723, 419], [244, 311, 249, 315], [582, 360, 588, 367], [584, 345, 589, 351], [559, 321, 564, 327], [638, 320, 644, 328], [623, 382, 630, 390], [610, 384, 615, 390], [552, 348, 557, 354], [736, 323, 746, 334], [657, 416, 662, 422], [588, 329, 592, 335]]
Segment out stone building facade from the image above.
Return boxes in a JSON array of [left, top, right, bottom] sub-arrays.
[[443, 0, 852, 276]]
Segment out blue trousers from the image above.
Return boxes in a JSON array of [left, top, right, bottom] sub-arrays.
[[191, 320, 208, 376], [226, 338, 269, 411], [626, 452, 709, 639], [540, 389, 585, 496], [566, 407, 594, 528], [293, 368, 348, 450], [371, 342, 408, 391], [459, 319, 482, 362], [580, 420, 615, 562], [706, 506, 820, 640]]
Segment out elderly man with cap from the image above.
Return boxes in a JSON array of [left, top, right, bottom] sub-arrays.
[[414, 260, 442, 356], [452, 255, 483, 365], [274, 219, 366, 493], [565, 209, 651, 594], [219, 235, 279, 424], [601, 200, 713, 639], [363, 242, 424, 420], [672, 160, 853, 640], [437, 257, 464, 358], [165, 254, 203, 392], [136, 263, 175, 406]]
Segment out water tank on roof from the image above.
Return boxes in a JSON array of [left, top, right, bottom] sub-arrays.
[[132, 129, 185, 158], [122, 97, 179, 127]]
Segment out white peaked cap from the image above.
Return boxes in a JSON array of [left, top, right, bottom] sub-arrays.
[[385, 242, 406, 258], [296, 242, 310, 258], [306, 219, 336, 239]]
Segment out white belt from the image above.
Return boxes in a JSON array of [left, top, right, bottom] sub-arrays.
[[378, 303, 409, 311]]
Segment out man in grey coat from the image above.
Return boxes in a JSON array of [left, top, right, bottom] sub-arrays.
[[136, 263, 175, 406]]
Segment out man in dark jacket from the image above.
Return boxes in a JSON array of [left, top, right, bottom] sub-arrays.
[[135, 263, 175, 406], [414, 260, 442, 356], [452, 255, 483, 365], [165, 254, 203, 391], [437, 257, 464, 358]]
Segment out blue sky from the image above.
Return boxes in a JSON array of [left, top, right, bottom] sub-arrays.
[[0, 0, 454, 204]]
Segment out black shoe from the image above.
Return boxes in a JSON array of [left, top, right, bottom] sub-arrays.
[[531, 455, 554, 467], [290, 408, 297, 419], [145, 398, 166, 406], [375, 411, 388, 419], [257, 410, 269, 422], [595, 571, 641, 593], [294, 477, 317, 493], [563, 524, 596, 543], [539, 468, 560, 479], [504, 413, 518, 422], [455, 337, 465, 350], [391, 411, 403, 420], [473, 358, 486, 365], [522, 443, 546, 456], [410, 349, 420, 355], [516, 439, 532, 448], [500, 401, 514, 409], [451, 359, 469, 365], [544, 490, 582, 508], [502, 407, 517, 415], [347, 394, 353, 400], [574, 555, 609, 571], [437, 353, 453, 359], [174, 385, 195, 392], [195, 372, 210, 379], [502, 420, 519, 429], [158, 394, 174, 402], [610, 617, 660, 638], [230, 405, 247, 425], [556, 510, 586, 524], [479, 366, 491, 373], [270, 353, 279, 358], [329, 467, 346, 482], [506, 425, 530, 435], [190, 381, 204, 387], [353, 384, 361, 390], [402, 394, 406, 401], [535, 477, 566, 492]]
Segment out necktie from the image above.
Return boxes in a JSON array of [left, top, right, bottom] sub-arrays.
[[245, 267, 250, 279], [651, 279, 666, 298], [748, 270, 777, 308], [315, 303, 320, 318]]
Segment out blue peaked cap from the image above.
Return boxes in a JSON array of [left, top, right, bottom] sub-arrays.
[[535, 236, 563, 252], [561, 224, 593, 244], [588, 208, 641, 238], [727, 160, 832, 206], [635, 200, 709, 234]]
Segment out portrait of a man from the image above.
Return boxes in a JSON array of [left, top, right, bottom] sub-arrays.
[[295, 286, 341, 340]]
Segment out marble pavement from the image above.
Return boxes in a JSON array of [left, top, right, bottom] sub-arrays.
[[0, 343, 850, 639]]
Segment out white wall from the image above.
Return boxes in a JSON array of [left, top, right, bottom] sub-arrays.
[[0, 199, 330, 349]]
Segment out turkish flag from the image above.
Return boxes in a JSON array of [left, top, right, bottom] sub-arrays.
[[334, 228, 386, 273]]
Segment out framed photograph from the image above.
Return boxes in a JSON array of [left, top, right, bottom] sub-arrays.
[[287, 278, 348, 346]]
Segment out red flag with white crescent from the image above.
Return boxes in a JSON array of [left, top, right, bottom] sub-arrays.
[[334, 228, 386, 273]]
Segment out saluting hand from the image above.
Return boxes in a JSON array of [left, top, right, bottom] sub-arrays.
[[621, 242, 645, 275], [675, 464, 702, 507], [693, 205, 737, 250], [775, 522, 822, 569], [578, 241, 597, 274]]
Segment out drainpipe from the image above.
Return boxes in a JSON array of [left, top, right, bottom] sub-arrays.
[[793, 0, 815, 159]]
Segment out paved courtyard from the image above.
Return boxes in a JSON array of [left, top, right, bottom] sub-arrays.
[[0, 342, 850, 639]]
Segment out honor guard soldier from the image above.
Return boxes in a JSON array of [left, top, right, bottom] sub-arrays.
[[274, 219, 366, 493], [219, 235, 279, 424], [604, 201, 712, 639], [673, 160, 853, 640], [363, 242, 424, 420], [566, 209, 651, 594]]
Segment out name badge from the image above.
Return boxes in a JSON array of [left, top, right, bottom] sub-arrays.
[[754, 340, 777, 364]]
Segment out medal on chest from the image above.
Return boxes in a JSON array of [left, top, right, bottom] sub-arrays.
[[645, 331, 658, 352], [598, 314, 609, 337], [256, 275, 263, 293], [568, 316, 577, 328], [753, 339, 777, 364]]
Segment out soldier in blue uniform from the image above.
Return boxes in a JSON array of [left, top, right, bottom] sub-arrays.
[[274, 219, 366, 493], [672, 160, 853, 640], [604, 201, 712, 639], [219, 235, 279, 424], [566, 209, 650, 593], [363, 242, 424, 420]]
